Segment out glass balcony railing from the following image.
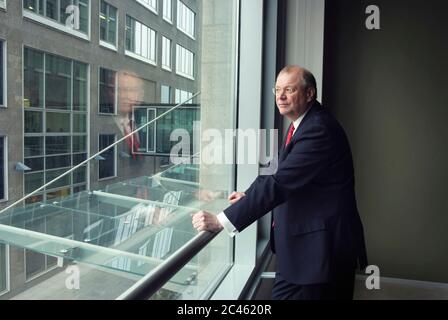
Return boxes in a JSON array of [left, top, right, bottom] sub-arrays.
[[0, 161, 232, 299]]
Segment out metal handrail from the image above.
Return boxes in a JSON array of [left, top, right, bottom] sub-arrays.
[[117, 229, 221, 300]]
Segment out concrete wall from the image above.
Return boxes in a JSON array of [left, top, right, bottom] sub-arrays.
[[323, 0, 448, 283]]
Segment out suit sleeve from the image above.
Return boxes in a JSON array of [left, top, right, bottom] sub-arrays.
[[224, 122, 333, 232]]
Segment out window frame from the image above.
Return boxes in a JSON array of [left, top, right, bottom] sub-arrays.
[[161, 36, 172, 71], [0, 136, 8, 203], [135, 0, 158, 16], [162, 0, 172, 24], [0, 39, 6, 108], [175, 44, 194, 80], [98, 133, 117, 181], [22, 46, 89, 200], [22, 0, 91, 41], [0, 244, 10, 297], [98, 0, 118, 51], [124, 15, 158, 66], [176, 0, 195, 40], [98, 67, 117, 115]]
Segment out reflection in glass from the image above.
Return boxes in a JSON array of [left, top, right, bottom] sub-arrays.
[[99, 68, 116, 114], [45, 54, 71, 110], [46, 112, 70, 133], [24, 172, 44, 195], [73, 62, 88, 111], [24, 137, 44, 157], [99, 134, 116, 179], [25, 111, 43, 133], [46, 136, 71, 155], [24, 48, 44, 108]]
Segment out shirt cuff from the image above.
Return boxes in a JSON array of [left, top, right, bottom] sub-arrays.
[[217, 212, 238, 237]]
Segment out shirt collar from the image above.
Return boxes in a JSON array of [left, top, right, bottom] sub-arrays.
[[291, 106, 311, 133]]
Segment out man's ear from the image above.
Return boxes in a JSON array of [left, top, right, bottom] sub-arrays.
[[306, 88, 315, 103]]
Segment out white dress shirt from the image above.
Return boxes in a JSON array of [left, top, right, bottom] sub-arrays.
[[217, 107, 311, 237]]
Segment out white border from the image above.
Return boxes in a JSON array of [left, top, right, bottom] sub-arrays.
[[22, 3, 90, 41]]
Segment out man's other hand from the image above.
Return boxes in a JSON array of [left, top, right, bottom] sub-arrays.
[[228, 192, 246, 204], [192, 211, 224, 233]]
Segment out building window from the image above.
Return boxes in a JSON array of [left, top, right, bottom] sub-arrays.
[[162, 36, 172, 71], [177, 0, 195, 39], [98, 134, 116, 180], [175, 89, 193, 104], [0, 244, 7, 295], [176, 44, 194, 79], [99, 68, 116, 114], [0, 40, 4, 107], [125, 15, 157, 65], [163, 0, 172, 23], [0, 136, 6, 201], [23, 0, 90, 37], [0, 0, 5, 9], [161, 85, 171, 103], [23, 47, 88, 201], [99, 0, 117, 47], [135, 0, 157, 14]]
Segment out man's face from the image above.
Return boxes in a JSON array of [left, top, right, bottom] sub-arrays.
[[118, 74, 144, 115], [275, 71, 311, 121]]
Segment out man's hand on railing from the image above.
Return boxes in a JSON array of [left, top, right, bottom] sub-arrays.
[[228, 191, 246, 204], [192, 211, 224, 233]]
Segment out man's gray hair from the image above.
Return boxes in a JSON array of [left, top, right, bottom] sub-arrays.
[[280, 66, 318, 100]]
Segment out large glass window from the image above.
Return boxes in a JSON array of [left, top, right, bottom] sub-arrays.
[[162, 36, 172, 70], [176, 44, 194, 79], [0, 136, 5, 201], [0, 40, 4, 107], [99, 68, 116, 114], [0, 0, 6, 9], [125, 15, 157, 65], [163, 0, 172, 23], [177, 0, 195, 38], [23, 47, 87, 201], [99, 134, 116, 179], [99, 1, 117, 47], [3, 0, 240, 300], [23, 0, 90, 35]]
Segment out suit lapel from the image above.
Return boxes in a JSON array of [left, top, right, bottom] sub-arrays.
[[279, 102, 320, 163]]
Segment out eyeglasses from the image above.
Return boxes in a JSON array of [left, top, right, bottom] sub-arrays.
[[272, 86, 297, 96]]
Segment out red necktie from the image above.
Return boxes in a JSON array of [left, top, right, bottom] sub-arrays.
[[285, 123, 295, 146]]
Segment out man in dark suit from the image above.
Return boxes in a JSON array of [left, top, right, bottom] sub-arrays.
[[192, 66, 368, 300]]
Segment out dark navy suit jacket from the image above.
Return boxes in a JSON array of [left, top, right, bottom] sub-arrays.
[[224, 101, 368, 285]]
